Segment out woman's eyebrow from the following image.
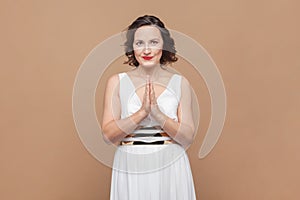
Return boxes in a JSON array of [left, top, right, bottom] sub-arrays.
[[149, 38, 160, 40], [134, 38, 161, 42]]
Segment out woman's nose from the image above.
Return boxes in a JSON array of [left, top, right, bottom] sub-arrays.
[[143, 44, 151, 54]]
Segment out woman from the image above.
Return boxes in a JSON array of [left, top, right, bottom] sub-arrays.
[[102, 15, 197, 200]]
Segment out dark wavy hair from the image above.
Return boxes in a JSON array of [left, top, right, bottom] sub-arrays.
[[123, 15, 178, 67]]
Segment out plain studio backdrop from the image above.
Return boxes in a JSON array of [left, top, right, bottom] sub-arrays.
[[1, 0, 299, 199]]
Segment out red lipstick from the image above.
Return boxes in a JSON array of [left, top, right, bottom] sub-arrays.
[[142, 56, 153, 60]]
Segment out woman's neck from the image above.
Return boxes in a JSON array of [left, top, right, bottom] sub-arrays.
[[136, 64, 162, 81]]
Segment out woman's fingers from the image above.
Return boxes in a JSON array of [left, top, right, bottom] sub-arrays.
[[143, 78, 148, 100], [146, 78, 150, 103], [141, 76, 151, 114], [141, 77, 161, 114], [150, 81, 157, 105]]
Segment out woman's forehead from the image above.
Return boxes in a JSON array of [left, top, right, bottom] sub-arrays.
[[134, 26, 162, 40]]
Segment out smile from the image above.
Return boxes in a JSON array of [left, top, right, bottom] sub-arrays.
[[142, 56, 153, 60]]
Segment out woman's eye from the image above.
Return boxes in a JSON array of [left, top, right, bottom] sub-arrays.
[[136, 41, 143, 46], [151, 41, 158, 45]]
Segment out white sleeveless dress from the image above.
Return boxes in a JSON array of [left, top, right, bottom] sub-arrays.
[[110, 72, 197, 200]]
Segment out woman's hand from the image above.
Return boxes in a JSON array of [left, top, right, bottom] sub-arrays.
[[149, 80, 167, 127], [139, 76, 151, 116], [139, 77, 167, 127]]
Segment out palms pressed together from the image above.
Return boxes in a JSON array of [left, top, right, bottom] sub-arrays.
[[140, 77, 166, 127]]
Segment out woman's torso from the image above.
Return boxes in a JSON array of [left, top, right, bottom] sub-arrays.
[[118, 69, 182, 135]]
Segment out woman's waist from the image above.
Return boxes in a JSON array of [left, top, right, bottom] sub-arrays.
[[125, 132, 169, 138], [130, 125, 165, 134], [123, 132, 170, 141], [121, 132, 177, 145]]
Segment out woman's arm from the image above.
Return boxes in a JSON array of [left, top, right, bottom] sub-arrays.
[[101, 74, 148, 145], [152, 76, 195, 148]]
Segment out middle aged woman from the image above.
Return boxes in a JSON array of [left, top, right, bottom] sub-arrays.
[[102, 15, 197, 200]]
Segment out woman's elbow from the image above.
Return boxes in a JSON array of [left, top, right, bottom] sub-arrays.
[[101, 126, 114, 145], [184, 128, 195, 146], [102, 133, 113, 145]]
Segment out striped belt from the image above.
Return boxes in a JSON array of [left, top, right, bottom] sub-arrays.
[[120, 132, 177, 145]]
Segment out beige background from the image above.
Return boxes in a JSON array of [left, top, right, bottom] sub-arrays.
[[1, 0, 299, 199]]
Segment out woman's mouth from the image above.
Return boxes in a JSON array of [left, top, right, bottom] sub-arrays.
[[142, 56, 153, 60]]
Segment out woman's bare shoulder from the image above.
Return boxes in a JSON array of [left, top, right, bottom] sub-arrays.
[[109, 73, 120, 81], [163, 70, 175, 77], [180, 74, 192, 89], [106, 73, 121, 88]]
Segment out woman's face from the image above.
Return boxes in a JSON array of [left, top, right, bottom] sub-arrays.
[[133, 25, 163, 68]]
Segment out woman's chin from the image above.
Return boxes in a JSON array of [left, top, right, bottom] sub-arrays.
[[139, 61, 160, 68]]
